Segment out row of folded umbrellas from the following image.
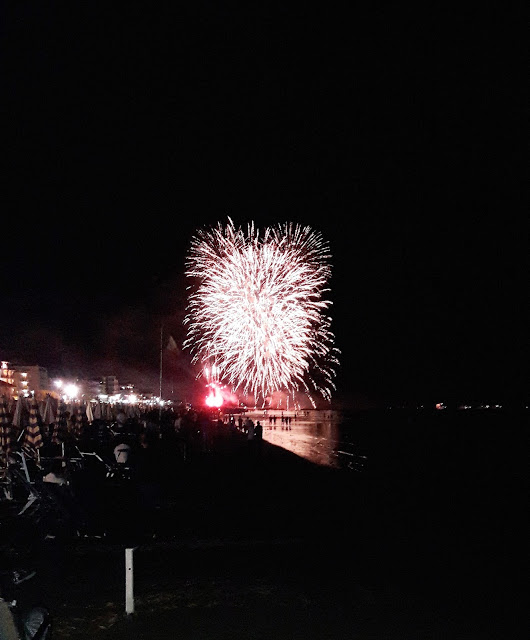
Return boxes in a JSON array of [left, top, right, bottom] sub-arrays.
[[0, 395, 140, 464]]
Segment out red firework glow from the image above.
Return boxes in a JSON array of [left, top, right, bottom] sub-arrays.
[[205, 384, 223, 408]]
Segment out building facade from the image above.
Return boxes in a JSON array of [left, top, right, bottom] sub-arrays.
[[1, 361, 50, 399], [102, 375, 119, 395]]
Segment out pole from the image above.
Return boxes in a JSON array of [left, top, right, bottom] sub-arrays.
[[159, 324, 163, 399], [159, 324, 163, 422], [125, 547, 134, 615]]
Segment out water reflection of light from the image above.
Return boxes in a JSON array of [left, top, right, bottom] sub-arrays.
[[247, 410, 365, 471]]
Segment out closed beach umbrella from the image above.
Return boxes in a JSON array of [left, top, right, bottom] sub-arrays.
[[43, 395, 56, 426], [0, 395, 9, 425], [85, 401, 94, 424], [52, 401, 68, 444], [93, 402, 102, 420], [81, 403, 89, 430], [12, 396, 25, 433], [104, 402, 112, 421], [23, 397, 44, 452], [0, 395, 12, 465], [38, 400, 45, 421], [41, 395, 56, 440], [64, 403, 75, 434], [73, 405, 84, 439], [126, 403, 136, 418]]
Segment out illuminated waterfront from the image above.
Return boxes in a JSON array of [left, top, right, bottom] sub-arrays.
[[244, 409, 366, 471]]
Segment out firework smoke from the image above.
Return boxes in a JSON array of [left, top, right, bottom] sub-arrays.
[[184, 218, 339, 406]]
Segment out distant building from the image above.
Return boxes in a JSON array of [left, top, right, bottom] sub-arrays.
[[0, 378, 16, 399], [1, 361, 50, 399], [77, 377, 104, 400], [102, 375, 119, 395], [1, 361, 17, 392]]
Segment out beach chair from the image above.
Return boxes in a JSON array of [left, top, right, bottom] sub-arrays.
[[0, 597, 51, 640]]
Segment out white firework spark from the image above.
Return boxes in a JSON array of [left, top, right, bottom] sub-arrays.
[[183, 218, 340, 406]]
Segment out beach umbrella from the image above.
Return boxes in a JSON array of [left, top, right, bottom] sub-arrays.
[[23, 396, 44, 453], [66, 401, 75, 419], [81, 403, 89, 429], [41, 395, 56, 439], [43, 395, 56, 426], [93, 402, 102, 420], [13, 396, 30, 444], [85, 401, 94, 424], [0, 395, 12, 465], [61, 403, 76, 435], [38, 400, 45, 421], [73, 405, 84, 439], [51, 400, 69, 447], [103, 402, 113, 421], [12, 396, 25, 433]]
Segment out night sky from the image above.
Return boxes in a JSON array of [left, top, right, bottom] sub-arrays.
[[2, 4, 525, 407]]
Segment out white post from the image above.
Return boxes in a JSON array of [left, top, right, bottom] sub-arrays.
[[125, 548, 134, 615]]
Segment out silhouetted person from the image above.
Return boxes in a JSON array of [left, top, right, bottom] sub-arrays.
[[134, 431, 162, 536]]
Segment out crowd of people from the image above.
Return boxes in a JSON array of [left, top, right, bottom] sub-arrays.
[[3, 403, 304, 552], [33, 407, 274, 537], [1, 403, 306, 621]]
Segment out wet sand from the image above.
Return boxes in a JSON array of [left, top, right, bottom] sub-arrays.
[[9, 411, 526, 639]]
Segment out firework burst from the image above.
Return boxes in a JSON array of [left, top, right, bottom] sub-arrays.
[[183, 218, 340, 406]]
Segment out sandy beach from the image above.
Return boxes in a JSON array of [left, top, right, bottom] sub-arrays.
[[3, 409, 525, 639]]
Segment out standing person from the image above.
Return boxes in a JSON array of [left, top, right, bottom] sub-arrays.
[[173, 412, 183, 433], [215, 418, 224, 447], [228, 415, 236, 437], [133, 430, 162, 537], [244, 417, 254, 436], [246, 418, 256, 460], [245, 418, 254, 441], [254, 420, 263, 459]]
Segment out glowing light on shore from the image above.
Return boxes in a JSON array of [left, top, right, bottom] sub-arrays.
[[205, 384, 223, 408], [63, 383, 79, 400], [184, 218, 340, 406]]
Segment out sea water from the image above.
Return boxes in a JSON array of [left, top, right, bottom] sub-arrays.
[[246, 405, 526, 486], [246, 409, 367, 471]]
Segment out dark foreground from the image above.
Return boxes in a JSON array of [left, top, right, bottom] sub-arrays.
[[2, 409, 526, 639]]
